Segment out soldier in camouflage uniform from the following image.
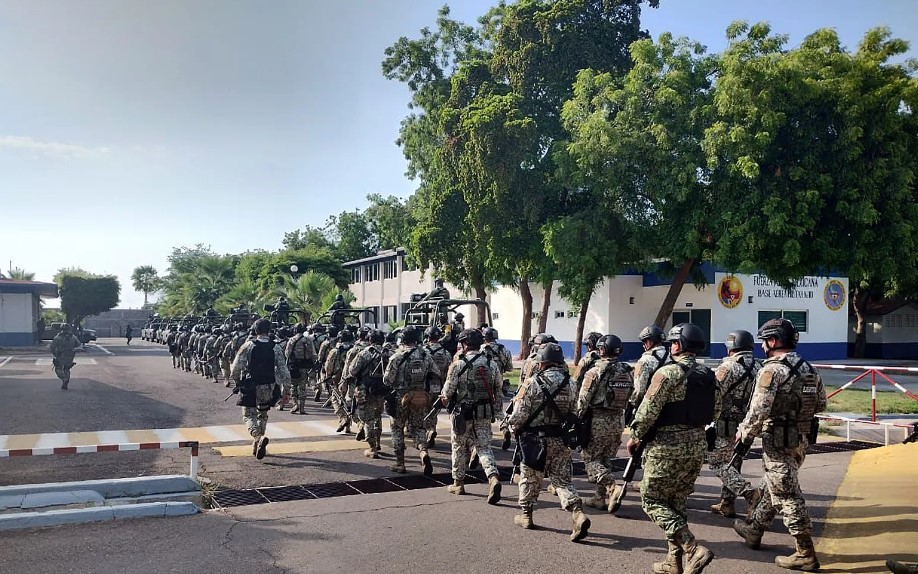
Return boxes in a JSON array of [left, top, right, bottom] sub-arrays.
[[166, 326, 180, 369], [506, 342, 590, 541], [627, 324, 672, 425], [423, 326, 453, 448], [204, 328, 222, 383], [482, 327, 513, 397], [708, 330, 762, 518], [573, 331, 603, 396], [324, 329, 355, 433], [344, 330, 392, 458], [733, 319, 826, 572], [385, 326, 440, 472], [576, 334, 633, 512], [50, 324, 81, 390], [285, 323, 317, 414], [342, 327, 370, 437], [178, 327, 193, 372], [626, 323, 720, 574], [315, 325, 338, 402], [231, 319, 291, 460], [520, 333, 553, 381], [310, 323, 328, 400], [439, 329, 503, 505]]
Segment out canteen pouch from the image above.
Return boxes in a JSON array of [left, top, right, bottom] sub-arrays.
[[519, 433, 547, 472], [236, 380, 257, 408], [705, 426, 717, 452], [807, 418, 819, 445], [451, 411, 468, 435]]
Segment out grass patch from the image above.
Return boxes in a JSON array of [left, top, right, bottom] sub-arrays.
[[825, 386, 918, 415]]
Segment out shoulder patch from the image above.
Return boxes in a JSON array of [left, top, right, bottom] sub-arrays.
[[757, 370, 775, 389]]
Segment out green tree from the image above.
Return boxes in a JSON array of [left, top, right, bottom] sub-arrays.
[[57, 272, 121, 326], [7, 267, 35, 280], [130, 265, 160, 306], [364, 193, 416, 250], [275, 270, 337, 323], [704, 23, 918, 356], [327, 210, 374, 262], [281, 226, 337, 254]]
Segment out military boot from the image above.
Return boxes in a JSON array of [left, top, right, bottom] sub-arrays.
[[297, 399, 307, 415], [585, 484, 607, 509], [364, 446, 379, 459], [487, 474, 502, 505], [774, 535, 820, 571], [570, 506, 591, 542], [390, 450, 407, 474], [733, 518, 764, 550], [886, 560, 918, 574], [290, 399, 301, 414], [344, 419, 352, 434], [514, 506, 533, 529], [743, 487, 762, 518], [608, 484, 624, 514], [426, 431, 437, 449], [421, 452, 433, 476], [313, 387, 322, 402], [447, 479, 465, 495], [335, 416, 348, 433], [679, 535, 714, 574], [355, 425, 366, 442], [653, 540, 684, 574], [546, 484, 557, 496], [710, 498, 737, 518]]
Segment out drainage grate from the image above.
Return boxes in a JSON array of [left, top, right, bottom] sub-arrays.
[[305, 482, 361, 498], [347, 479, 405, 494], [212, 489, 270, 508], [258, 485, 317, 503], [209, 440, 881, 509]]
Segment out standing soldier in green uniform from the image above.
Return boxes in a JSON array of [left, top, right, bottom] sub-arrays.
[[733, 319, 826, 572], [626, 323, 720, 574], [573, 331, 603, 396], [324, 330, 355, 433], [423, 326, 453, 447], [50, 324, 81, 390]]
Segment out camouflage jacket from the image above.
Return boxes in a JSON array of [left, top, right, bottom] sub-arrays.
[[317, 338, 335, 379], [345, 344, 388, 387], [230, 337, 291, 387], [738, 351, 826, 442], [630, 344, 672, 407], [424, 342, 454, 378], [576, 358, 634, 416], [50, 333, 81, 358], [342, 341, 368, 382], [441, 350, 501, 408], [507, 366, 574, 431], [323, 343, 354, 384], [631, 354, 722, 441], [715, 351, 761, 423], [483, 341, 513, 373], [384, 344, 440, 394]]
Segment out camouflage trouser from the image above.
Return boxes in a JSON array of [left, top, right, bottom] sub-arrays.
[[329, 380, 349, 422], [54, 356, 75, 383], [358, 393, 384, 447], [749, 435, 813, 537], [181, 351, 192, 370], [518, 436, 581, 511], [243, 384, 277, 440], [208, 357, 220, 380], [391, 405, 428, 454], [424, 386, 440, 437], [451, 418, 497, 481], [641, 436, 706, 542], [346, 382, 362, 425], [706, 435, 750, 502], [582, 413, 624, 487], [290, 375, 307, 400], [221, 358, 232, 385]]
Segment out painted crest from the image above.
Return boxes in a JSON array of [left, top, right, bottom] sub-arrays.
[[824, 279, 846, 311], [718, 275, 743, 309]]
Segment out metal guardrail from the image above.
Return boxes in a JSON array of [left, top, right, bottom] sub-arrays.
[[816, 414, 915, 445]]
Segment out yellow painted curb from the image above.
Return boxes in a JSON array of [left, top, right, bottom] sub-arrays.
[[214, 439, 369, 457], [817, 442, 918, 573]]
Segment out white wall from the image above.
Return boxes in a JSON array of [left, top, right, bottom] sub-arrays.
[[0, 292, 33, 332], [868, 305, 918, 344]]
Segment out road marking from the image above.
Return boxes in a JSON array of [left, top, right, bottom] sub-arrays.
[[214, 439, 368, 457], [88, 343, 114, 356], [0, 356, 12, 369], [34, 358, 98, 366]]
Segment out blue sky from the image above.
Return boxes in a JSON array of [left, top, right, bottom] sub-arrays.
[[1, 0, 915, 308]]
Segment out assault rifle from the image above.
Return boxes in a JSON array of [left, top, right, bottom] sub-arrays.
[[321, 380, 346, 409], [424, 395, 457, 421], [510, 441, 522, 483], [609, 426, 657, 514], [500, 402, 514, 450], [730, 437, 754, 468]]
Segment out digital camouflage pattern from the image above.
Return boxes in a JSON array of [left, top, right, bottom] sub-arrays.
[[385, 344, 440, 454], [483, 341, 513, 373], [441, 350, 501, 481], [632, 355, 721, 542], [707, 351, 761, 501], [507, 366, 581, 511], [324, 343, 354, 425], [573, 350, 600, 395], [576, 358, 633, 489], [630, 344, 671, 408], [230, 337, 291, 440], [739, 351, 827, 537], [50, 331, 81, 385], [347, 343, 391, 450], [424, 342, 453, 437]]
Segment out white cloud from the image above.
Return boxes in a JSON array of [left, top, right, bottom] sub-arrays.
[[0, 135, 111, 158]]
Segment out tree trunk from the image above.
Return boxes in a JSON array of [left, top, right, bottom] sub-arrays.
[[852, 286, 871, 359], [538, 279, 552, 334], [574, 295, 590, 363], [472, 278, 487, 327], [519, 279, 533, 359], [653, 258, 696, 328], [143, 291, 148, 306]]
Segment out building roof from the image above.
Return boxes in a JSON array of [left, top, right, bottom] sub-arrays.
[[0, 279, 59, 298], [860, 300, 918, 317], [343, 248, 406, 267]]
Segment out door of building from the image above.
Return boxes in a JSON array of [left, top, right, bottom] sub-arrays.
[[671, 309, 711, 356]]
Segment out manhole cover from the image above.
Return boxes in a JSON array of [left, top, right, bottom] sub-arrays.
[[212, 489, 270, 508]]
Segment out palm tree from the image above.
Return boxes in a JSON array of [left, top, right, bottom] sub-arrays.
[[276, 271, 338, 323], [7, 267, 35, 280], [131, 265, 160, 306], [188, 256, 236, 312]]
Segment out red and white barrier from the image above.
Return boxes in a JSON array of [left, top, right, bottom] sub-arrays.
[[810, 364, 918, 422], [817, 414, 916, 445], [0, 441, 200, 478]]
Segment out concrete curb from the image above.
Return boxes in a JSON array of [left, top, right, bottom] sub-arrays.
[[0, 475, 199, 499], [0, 502, 199, 531]]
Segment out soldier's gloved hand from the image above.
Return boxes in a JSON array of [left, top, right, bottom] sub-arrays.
[[626, 437, 640, 456]]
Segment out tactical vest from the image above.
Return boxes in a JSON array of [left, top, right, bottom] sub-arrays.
[[247, 341, 276, 385], [530, 371, 573, 430], [330, 344, 353, 380], [362, 345, 391, 396], [397, 347, 429, 392], [591, 361, 634, 412], [656, 362, 717, 428], [768, 357, 820, 447], [576, 352, 600, 389], [453, 353, 496, 421], [716, 354, 759, 438]]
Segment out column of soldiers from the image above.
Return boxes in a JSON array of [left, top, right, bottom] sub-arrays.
[[153, 311, 826, 573]]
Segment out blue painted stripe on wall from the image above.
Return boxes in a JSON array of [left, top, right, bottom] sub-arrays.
[[0, 332, 35, 346], [498, 339, 848, 362]]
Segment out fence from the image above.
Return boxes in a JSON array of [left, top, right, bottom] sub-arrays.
[[812, 363, 918, 422], [816, 414, 916, 446], [0, 441, 200, 478]]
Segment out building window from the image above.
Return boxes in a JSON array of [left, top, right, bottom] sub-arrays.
[[758, 310, 808, 333], [351, 267, 361, 283], [492, 312, 499, 320], [554, 310, 565, 319], [567, 310, 579, 318], [907, 314, 916, 329], [384, 305, 398, 323], [384, 260, 398, 280], [896, 314, 903, 328], [364, 264, 380, 282]]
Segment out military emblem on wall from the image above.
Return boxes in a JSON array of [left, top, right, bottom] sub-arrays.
[[718, 275, 743, 309], [823, 279, 846, 311]]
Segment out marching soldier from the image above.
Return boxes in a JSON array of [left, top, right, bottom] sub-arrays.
[[708, 330, 762, 518], [315, 325, 339, 402], [627, 324, 673, 425], [506, 342, 590, 541], [482, 327, 513, 397], [285, 323, 317, 415], [50, 324, 81, 390], [626, 323, 720, 574], [423, 326, 453, 448], [346, 329, 393, 459], [324, 329, 355, 433], [384, 326, 440, 472], [733, 319, 826, 571], [573, 331, 603, 396]]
